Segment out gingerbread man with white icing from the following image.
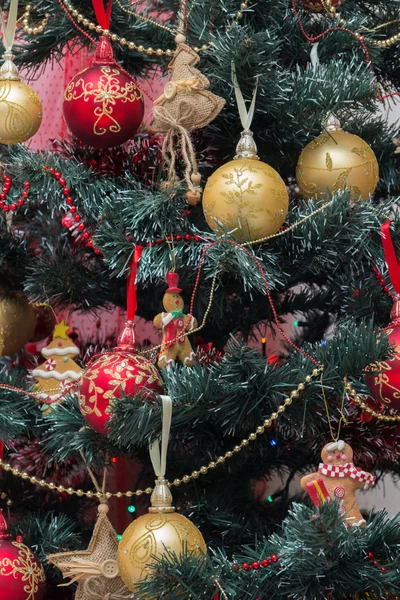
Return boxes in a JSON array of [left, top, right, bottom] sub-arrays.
[[301, 440, 375, 527], [153, 272, 197, 369]]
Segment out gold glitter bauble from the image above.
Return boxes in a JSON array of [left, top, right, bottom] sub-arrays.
[[117, 478, 206, 592], [0, 54, 43, 145], [296, 117, 379, 201], [202, 153, 288, 243], [0, 293, 37, 356]]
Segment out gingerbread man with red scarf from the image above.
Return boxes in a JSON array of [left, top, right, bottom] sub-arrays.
[[153, 272, 197, 369], [301, 440, 375, 527]]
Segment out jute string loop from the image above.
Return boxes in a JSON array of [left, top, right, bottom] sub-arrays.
[[153, 102, 199, 192]]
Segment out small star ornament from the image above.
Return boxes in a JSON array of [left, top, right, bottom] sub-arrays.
[[48, 504, 133, 600]]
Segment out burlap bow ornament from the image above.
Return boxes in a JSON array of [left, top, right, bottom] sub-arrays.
[[150, 40, 225, 205]]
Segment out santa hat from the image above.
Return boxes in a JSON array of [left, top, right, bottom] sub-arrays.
[[166, 271, 182, 293]]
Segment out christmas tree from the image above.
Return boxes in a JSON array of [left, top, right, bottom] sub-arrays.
[[31, 321, 82, 412], [0, 1, 400, 599]]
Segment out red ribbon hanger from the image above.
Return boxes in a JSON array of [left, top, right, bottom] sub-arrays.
[[91, 0, 112, 29], [127, 245, 143, 321], [381, 221, 400, 295]]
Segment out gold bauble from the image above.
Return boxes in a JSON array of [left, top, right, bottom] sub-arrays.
[[0, 52, 43, 145], [118, 478, 206, 592], [0, 292, 37, 356], [202, 130, 288, 243], [296, 116, 379, 201]]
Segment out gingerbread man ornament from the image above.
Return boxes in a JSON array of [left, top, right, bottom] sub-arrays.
[[153, 272, 197, 369], [300, 440, 375, 527]]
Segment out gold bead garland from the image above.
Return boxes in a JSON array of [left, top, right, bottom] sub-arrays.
[[22, 4, 50, 36], [60, 0, 249, 57], [345, 381, 400, 423], [0, 366, 323, 500], [360, 20, 400, 47]]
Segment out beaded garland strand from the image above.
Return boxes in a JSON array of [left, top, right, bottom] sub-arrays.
[[0, 366, 323, 500], [59, 0, 249, 57]]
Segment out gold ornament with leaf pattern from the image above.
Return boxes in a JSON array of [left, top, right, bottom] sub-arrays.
[[202, 66, 288, 243], [296, 116, 379, 201]]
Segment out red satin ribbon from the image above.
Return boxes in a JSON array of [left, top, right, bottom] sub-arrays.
[[92, 0, 112, 29], [381, 221, 400, 295], [127, 245, 143, 321]]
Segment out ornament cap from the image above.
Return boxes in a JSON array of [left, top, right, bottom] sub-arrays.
[[94, 35, 115, 65], [0, 509, 12, 540], [116, 320, 137, 352], [324, 114, 342, 132], [149, 477, 175, 513], [391, 294, 400, 326], [0, 52, 20, 81], [234, 129, 259, 160]]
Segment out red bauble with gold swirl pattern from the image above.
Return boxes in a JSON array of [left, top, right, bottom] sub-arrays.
[[63, 36, 144, 149], [365, 296, 400, 411], [0, 510, 45, 600], [297, 0, 345, 13], [79, 322, 164, 435]]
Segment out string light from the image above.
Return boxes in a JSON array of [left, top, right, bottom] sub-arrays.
[[127, 505, 136, 513]]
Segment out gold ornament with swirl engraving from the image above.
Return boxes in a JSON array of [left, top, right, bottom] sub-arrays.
[[0, 78, 42, 145], [117, 511, 206, 591]]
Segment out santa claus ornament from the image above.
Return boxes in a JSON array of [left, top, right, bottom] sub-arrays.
[[0, 510, 45, 600], [79, 246, 164, 434], [301, 440, 375, 527], [365, 222, 400, 410], [63, 0, 144, 148], [153, 272, 197, 368]]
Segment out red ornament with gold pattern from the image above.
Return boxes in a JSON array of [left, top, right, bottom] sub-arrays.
[[62, 1, 144, 148], [365, 221, 400, 410], [79, 245, 164, 434], [0, 510, 45, 600], [79, 320, 164, 434], [297, 0, 345, 13], [365, 295, 400, 410]]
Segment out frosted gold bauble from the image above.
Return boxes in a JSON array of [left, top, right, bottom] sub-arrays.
[[202, 156, 289, 243], [0, 79, 42, 145], [118, 479, 206, 593], [0, 293, 37, 356], [296, 121, 379, 201]]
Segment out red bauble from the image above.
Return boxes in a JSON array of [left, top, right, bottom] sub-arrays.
[[79, 321, 164, 435], [365, 296, 400, 410], [0, 511, 45, 600], [297, 0, 345, 12], [63, 37, 144, 149]]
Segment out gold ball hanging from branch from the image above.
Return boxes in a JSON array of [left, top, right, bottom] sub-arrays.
[[0, 53, 43, 145], [0, 292, 37, 356], [296, 116, 379, 201], [202, 131, 289, 243], [117, 478, 206, 592]]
